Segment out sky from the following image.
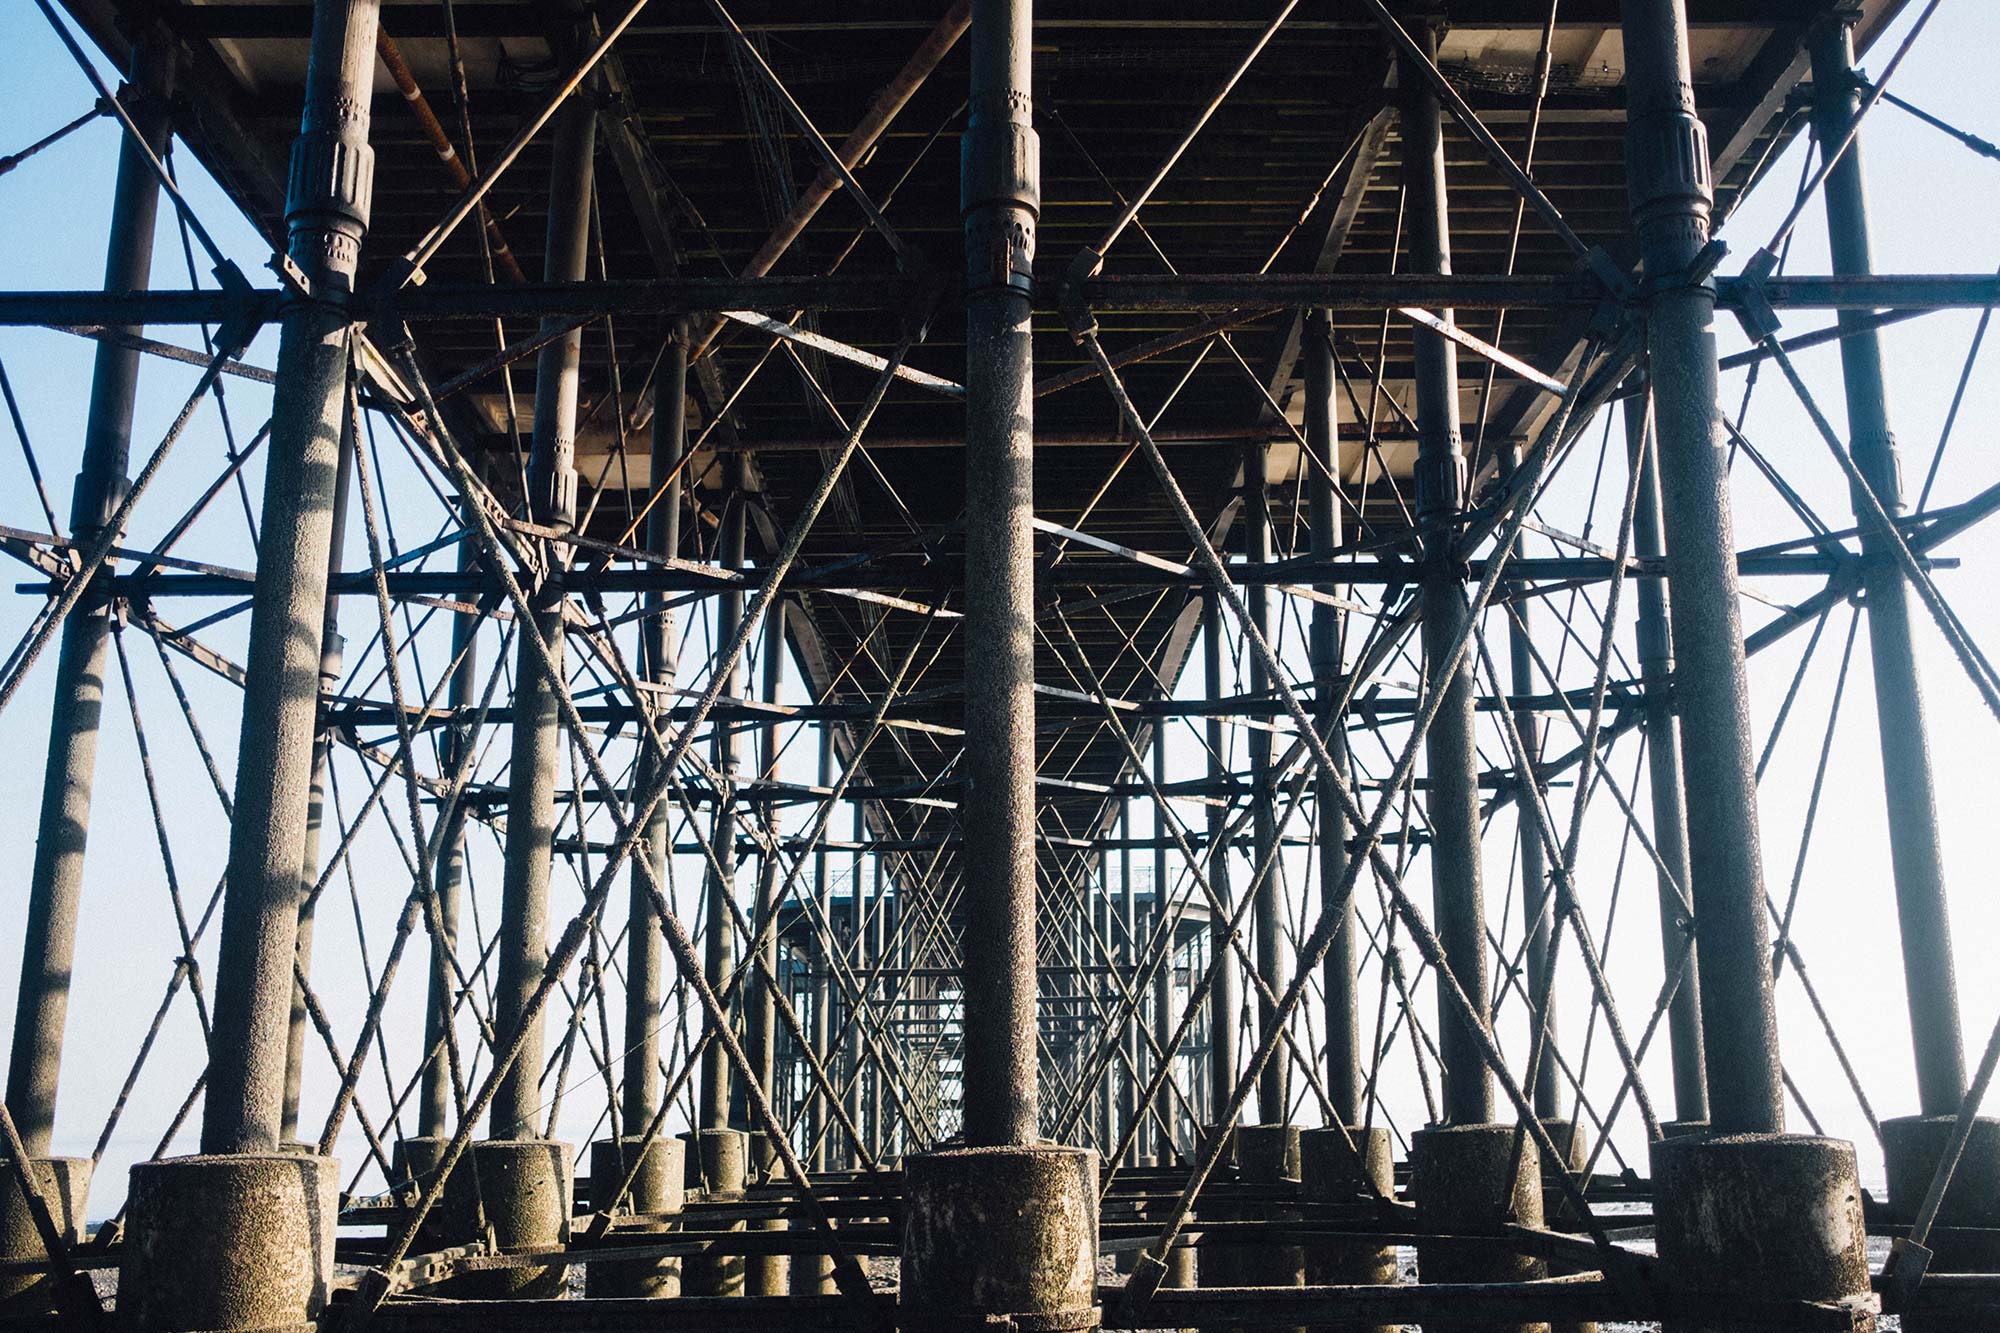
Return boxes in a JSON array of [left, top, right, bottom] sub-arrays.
[[1, 1, 1998, 1216]]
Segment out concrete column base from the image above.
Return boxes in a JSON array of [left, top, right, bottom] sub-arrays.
[[1194, 1123, 1241, 1289], [683, 1128, 748, 1297], [438, 1139, 573, 1300], [790, 1251, 837, 1295], [1652, 1133, 1873, 1333], [585, 1136, 686, 1298], [0, 1156, 89, 1313], [1411, 1123, 1547, 1333], [391, 1136, 455, 1254], [119, 1152, 337, 1332], [1301, 1126, 1395, 1333], [747, 1131, 789, 1295], [1537, 1120, 1596, 1333], [1229, 1125, 1305, 1313], [1882, 1115, 2000, 1331], [901, 1144, 1099, 1331]]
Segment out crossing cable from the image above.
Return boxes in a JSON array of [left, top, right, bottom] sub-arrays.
[[34, 0, 234, 277], [1042, 609, 1353, 1155], [1758, 0, 1944, 259], [1077, 328, 1635, 1320], [0, 344, 239, 720], [0, 99, 106, 180], [346, 335, 917, 1320]]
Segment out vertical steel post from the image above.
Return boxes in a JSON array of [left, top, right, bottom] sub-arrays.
[[419, 535, 480, 1138], [1622, 0, 1784, 1136], [1151, 731, 1175, 1164], [281, 435, 355, 1143], [8, 37, 174, 1159], [959, 0, 1041, 1149], [489, 98, 595, 1142], [701, 465, 748, 1132], [1808, 19, 1967, 1116], [1119, 804, 1139, 1163], [624, 330, 686, 1141], [866, 849, 887, 1156], [1626, 388, 1710, 1127], [1403, 29, 1494, 1127], [844, 798, 863, 1163], [202, 0, 380, 1155], [1502, 437, 1561, 1124], [809, 726, 834, 1171], [1304, 311, 1360, 1126], [746, 604, 785, 1105], [1203, 592, 1241, 1126], [1244, 444, 1289, 1125]]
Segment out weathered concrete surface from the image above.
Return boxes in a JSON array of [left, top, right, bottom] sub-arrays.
[[683, 1128, 748, 1297], [0, 1156, 89, 1312], [1411, 1123, 1547, 1333], [1652, 1133, 1873, 1333], [439, 1139, 573, 1300], [391, 1135, 454, 1253], [747, 1130, 789, 1295], [585, 1136, 685, 1298], [902, 1144, 1098, 1327], [118, 1152, 336, 1332], [1222, 1126, 1305, 1333], [1882, 1115, 2000, 1331], [1300, 1126, 1395, 1333], [1536, 1119, 1596, 1333]]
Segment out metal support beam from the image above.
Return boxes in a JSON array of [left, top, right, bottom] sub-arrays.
[[1151, 731, 1175, 1164], [1505, 433, 1559, 1124], [8, 35, 174, 1159], [1808, 17, 1966, 1117], [1244, 441, 1288, 1125], [1203, 591, 1240, 1128], [623, 329, 687, 1142], [420, 535, 480, 1138], [745, 601, 786, 1107], [702, 464, 748, 1133], [1622, 0, 1784, 1137], [958, 0, 1041, 1149], [1305, 310, 1359, 1126], [491, 95, 594, 1142], [1626, 386, 1709, 1127], [1404, 25, 1493, 1128], [201, 0, 380, 1156], [280, 413, 355, 1143]]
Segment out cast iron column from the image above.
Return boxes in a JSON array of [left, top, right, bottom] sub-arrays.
[[1809, 18, 1967, 1115], [1502, 438, 1561, 1123], [1151, 730, 1175, 1163], [701, 463, 748, 1132], [624, 329, 686, 1141], [1119, 805, 1140, 1162], [1403, 30, 1494, 1127], [489, 98, 595, 1141], [8, 37, 174, 1158], [1305, 311, 1360, 1124], [1244, 443, 1289, 1124], [746, 604, 785, 1104], [280, 436, 355, 1143], [202, 0, 380, 1155], [419, 535, 480, 1138], [1626, 387, 1710, 1127], [809, 726, 834, 1170], [959, 0, 1041, 1148], [1203, 592, 1241, 1125], [1622, 0, 1784, 1135]]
